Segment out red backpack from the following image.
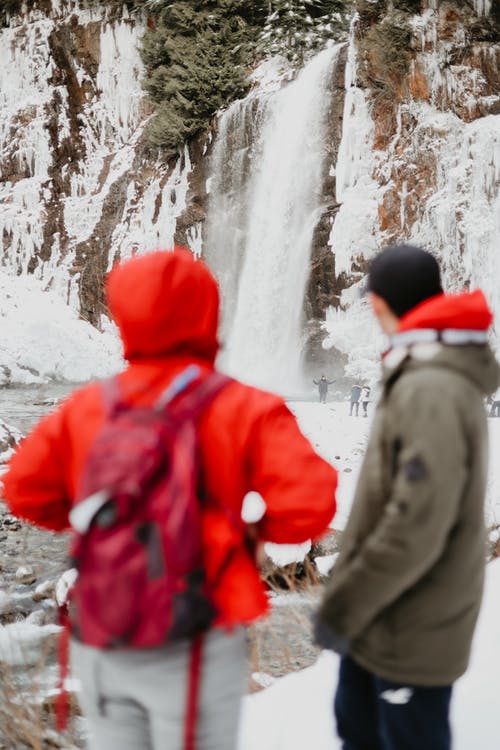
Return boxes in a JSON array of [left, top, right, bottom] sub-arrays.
[[66, 364, 231, 649]]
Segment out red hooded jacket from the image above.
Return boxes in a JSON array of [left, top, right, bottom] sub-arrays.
[[3, 249, 337, 627]]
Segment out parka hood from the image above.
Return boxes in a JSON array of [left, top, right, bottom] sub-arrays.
[[383, 290, 500, 396], [397, 290, 493, 332], [106, 247, 220, 362]]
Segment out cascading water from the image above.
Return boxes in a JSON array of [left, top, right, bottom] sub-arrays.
[[204, 96, 268, 337], [205, 45, 343, 393]]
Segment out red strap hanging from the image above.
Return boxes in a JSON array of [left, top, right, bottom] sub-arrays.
[[55, 605, 71, 731], [184, 633, 204, 750]]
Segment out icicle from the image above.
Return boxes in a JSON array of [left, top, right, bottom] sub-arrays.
[[473, 0, 492, 17]]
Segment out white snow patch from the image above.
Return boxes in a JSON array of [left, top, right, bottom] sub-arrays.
[[265, 541, 311, 567], [0, 621, 61, 667], [251, 672, 277, 689], [0, 270, 123, 383], [315, 553, 339, 576], [289, 401, 371, 530]]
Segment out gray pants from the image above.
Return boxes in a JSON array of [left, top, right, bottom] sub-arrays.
[[71, 627, 247, 750]]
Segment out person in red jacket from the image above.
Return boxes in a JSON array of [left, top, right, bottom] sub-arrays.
[[3, 247, 337, 750]]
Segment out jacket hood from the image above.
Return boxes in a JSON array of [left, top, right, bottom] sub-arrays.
[[397, 290, 493, 333], [106, 247, 220, 362], [384, 289, 499, 395], [383, 292, 499, 398]]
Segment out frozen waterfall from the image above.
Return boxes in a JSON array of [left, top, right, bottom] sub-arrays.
[[473, 0, 492, 16], [205, 45, 342, 393]]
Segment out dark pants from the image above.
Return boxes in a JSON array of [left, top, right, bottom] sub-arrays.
[[349, 401, 359, 416], [319, 390, 327, 403], [335, 656, 452, 750]]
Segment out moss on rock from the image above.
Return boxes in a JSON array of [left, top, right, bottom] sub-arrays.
[[392, 0, 421, 13], [358, 19, 412, 93]]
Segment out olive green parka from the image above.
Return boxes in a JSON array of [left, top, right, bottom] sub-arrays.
[[318, 338, 499, 685]]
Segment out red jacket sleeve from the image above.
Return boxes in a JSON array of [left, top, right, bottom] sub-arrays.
[[2, 405, 71, 531], [249, 402, 337, 543]]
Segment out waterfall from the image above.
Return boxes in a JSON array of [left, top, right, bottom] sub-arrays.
[[204, 96, 268, 341], [205, 45, 342, 393]]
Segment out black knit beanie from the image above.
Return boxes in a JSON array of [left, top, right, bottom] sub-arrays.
[[367, 244, 443, 318]]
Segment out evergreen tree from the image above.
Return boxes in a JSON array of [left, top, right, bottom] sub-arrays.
[[140, 1, 268, 153], [259, 0, 350, 66]]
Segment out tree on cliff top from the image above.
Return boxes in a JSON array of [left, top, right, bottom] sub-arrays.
[[0, 0, 351, 151], [140, 0, 351, 153], [140, 1, 267, 154], [259, 1, 350, 65]]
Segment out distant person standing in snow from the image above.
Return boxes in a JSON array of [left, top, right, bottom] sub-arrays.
[[349, 384, 361, 416], [314, 374, 335, 403], [315, 244, 499, 750], [3, 248, 337, 750], [360, 385, 371, 417], [489, 387, 500, 417]]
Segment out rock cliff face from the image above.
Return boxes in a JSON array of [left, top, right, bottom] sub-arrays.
[[324, 0, 500, 380], [1, 1, 499, 387], [0, 2, 191, 331]]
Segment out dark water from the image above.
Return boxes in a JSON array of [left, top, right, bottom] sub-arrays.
[[1, 383, 77, 588], [1, 382, 77, 434]]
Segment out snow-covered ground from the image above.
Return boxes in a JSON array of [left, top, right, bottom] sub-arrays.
[[239, 557, 500, 750], [239, 401, 500, 749], [291, 401, 371, 530], [1, 398, 499, 748], [291, 400, 500, 529]]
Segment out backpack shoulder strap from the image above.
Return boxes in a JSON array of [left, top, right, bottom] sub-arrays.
[[100, 366, 231, 421], [100, 376, 123, 415], [167, 371, 233, 423], [154, 364, 202, 409]]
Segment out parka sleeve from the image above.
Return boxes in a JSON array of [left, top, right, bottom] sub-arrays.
[[2, 405, 71, 531], [318, 381, 468, 644], [248, 402, 337, 544]]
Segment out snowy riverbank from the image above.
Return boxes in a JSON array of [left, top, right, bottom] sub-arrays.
[[0, 397, 499, 748]]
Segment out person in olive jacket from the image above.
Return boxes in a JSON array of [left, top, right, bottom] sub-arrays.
[[315, 244, 499, 750]]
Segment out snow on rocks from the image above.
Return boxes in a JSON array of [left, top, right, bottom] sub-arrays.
[[0, 619, 61, 667], [32, 579, 56, 603], [314, 553, 339, 577], [0, 419, 22, 464], [0, 7, 194, 384], [15, 565, 37, 586], [251, 672, 277, 690], [55, 568, 78, 607], [323, 14, 500, 379], [265, 542, 311, 568], [0, 267, 123, 383]]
